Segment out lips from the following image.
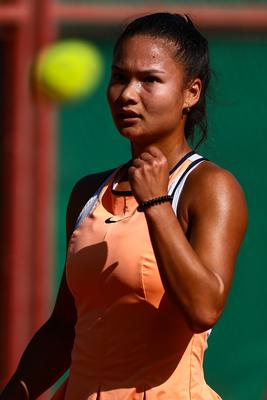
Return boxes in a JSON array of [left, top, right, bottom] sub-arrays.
[[117, 109, 142, 119]]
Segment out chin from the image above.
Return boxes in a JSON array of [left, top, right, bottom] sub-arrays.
[[118, 126, 142, 140], [120, 129, 157, 147]]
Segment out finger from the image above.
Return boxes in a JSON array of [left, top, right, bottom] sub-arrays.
[[145, 145, 164, 158], [131, 158, 144, 168], [139, 152, 154, 162], [128, 165, 142, 179], [128, 165, 136, 176]]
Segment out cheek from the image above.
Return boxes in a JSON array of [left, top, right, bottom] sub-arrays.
[[144, 87, 184, 116]]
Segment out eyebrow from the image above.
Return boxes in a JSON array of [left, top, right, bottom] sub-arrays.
[[111, 65, 165, 74]]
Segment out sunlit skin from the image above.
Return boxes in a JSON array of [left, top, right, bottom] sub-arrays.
[[0, 34, 248, 400], [107, 35, 201, 173], [106, 34, 248, 332]]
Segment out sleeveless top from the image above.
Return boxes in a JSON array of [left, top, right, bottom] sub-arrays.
[[51, 151, 221, 400]]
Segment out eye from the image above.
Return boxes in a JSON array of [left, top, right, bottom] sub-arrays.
[[143, 76, 161, 84], [110, 71, 126, 83]]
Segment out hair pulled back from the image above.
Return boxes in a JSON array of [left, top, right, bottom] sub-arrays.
[[114, 13, 211, 146]]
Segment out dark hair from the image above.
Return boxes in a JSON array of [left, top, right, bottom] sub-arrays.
[[114, 12, 211, 147]]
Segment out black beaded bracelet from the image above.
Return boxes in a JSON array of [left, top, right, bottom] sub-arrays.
[[137, 195, 173, 212]]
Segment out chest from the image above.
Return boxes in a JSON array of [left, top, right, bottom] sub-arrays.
[[66, 197, 165, 310]]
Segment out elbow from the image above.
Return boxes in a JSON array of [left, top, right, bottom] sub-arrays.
[[186, 307, 223, 333], [184, 275, 226, 333]]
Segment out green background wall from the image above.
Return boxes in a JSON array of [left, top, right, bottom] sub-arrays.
[[55, 31, 267, 399]]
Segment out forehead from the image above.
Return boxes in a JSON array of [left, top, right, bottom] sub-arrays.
[[113, 35, 182, 72]]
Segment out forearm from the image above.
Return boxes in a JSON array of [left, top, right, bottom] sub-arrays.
[[144, 203, 223, 331], [0, 316, 75, 400]]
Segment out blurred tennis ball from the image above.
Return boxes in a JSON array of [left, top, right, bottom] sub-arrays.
[[32, 39, 104, 102]]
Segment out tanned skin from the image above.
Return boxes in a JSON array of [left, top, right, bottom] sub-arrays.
[[0, 171, 114, 400], [0, 35, 247, 399]]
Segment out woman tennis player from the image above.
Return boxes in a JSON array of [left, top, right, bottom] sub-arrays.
[[0, 12, 247, 400]]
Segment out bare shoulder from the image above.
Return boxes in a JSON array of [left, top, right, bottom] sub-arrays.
[[186, 160, 246, 197], [179, 160, 248, 230], [66, 168, 116, 240]]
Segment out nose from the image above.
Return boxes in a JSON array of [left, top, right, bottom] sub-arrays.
[[120, 80, 141, 104]]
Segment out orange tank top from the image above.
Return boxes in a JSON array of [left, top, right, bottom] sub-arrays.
[[52, 152, 221, 400]]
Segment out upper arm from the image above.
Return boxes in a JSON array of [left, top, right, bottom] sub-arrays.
[[180, 162, 248, 307]]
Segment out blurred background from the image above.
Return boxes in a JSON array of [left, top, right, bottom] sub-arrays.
[[0, 0, 267, 399]]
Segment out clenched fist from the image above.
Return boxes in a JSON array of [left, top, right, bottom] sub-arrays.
[[128, 146, 169, 204]]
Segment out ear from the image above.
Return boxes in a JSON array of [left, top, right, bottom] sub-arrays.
[[183, 78, 202, 110]]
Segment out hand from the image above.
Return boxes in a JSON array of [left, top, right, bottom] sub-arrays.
[[128, 146, 169, 204]]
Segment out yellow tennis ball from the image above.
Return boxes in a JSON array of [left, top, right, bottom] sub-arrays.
[[33, 40, 103, 102]]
